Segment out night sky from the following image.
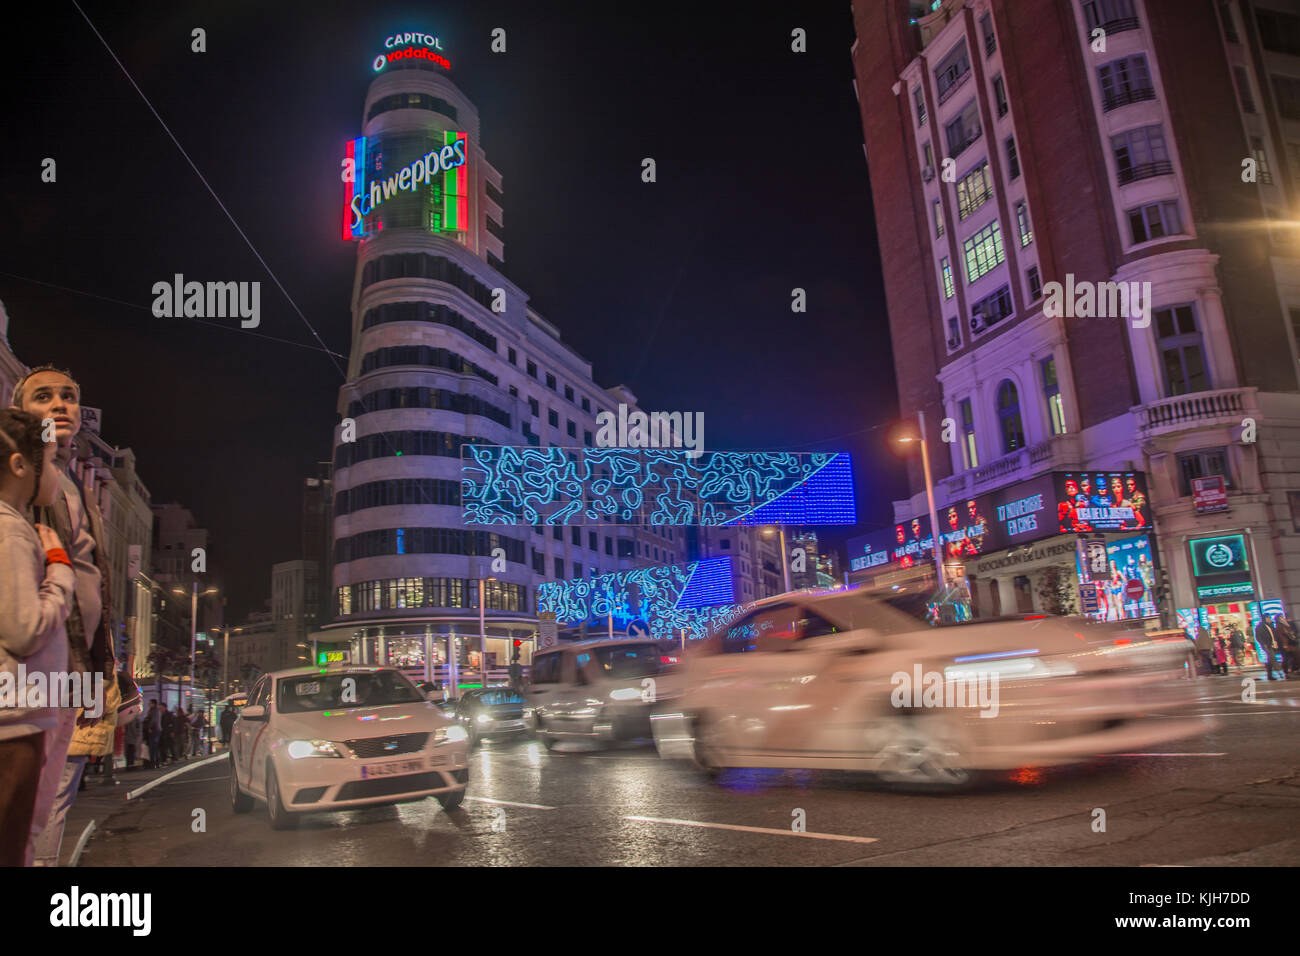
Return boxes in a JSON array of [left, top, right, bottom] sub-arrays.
[[0, 0, 904, 620]]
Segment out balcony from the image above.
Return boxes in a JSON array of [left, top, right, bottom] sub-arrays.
[[937, 434, 1080, 506], [1116, 160, 1173, 185], [1134, 387, 1258, 439], [1102, 86, 1156, 112]]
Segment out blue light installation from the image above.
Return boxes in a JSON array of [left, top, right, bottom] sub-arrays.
[[536, 557, 749, 642], [462, 446, 856, 526]]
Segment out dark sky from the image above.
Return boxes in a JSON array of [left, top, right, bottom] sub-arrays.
[[0, 0, 905, 620]]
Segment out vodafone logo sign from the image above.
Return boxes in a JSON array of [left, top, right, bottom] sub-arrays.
[[373, 31, 449, 72]]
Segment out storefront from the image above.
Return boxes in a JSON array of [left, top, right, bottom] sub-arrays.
[[1173, 531, 1286, 659], [847, 470, 1158, 624]]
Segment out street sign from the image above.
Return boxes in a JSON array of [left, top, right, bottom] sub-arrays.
[[538, 618, 557, 649], [1079, 585, 1099, 615], [1125, 578, 1145, 602], [626, 619, 650, 638], [1192, 475, 1228, 515]]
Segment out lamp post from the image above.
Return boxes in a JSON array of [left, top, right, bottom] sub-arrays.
[[897, 410, 946, 593], [173, 584, 218, 710], [478, 570, 496, 684], [762, 526, 793, 593]]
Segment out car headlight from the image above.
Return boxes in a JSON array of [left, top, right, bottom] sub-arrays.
[[287, 739, 341, 759], [436, 724, 469, 743], [476, 713, 493, 725]]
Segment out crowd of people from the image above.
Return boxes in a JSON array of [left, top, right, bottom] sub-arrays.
[[1191, 613, 1300, 679], [137, 701, 209, 768]]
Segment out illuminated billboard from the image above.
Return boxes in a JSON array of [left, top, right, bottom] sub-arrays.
[[462, 447, 856, 526], [1055, 472, 1149, 533], [537, 557, 750, 641], [371, 32, 450, 73], [343, 130, 468, 240]]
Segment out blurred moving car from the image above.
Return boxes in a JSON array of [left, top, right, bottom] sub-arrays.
[[528, 639, 680, 748], [453, 686, 531, 747], [229, 665, 470, 828], [653, 589, 1206, 790]]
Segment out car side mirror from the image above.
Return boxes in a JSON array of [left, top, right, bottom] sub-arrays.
[[240, 705, 266, 721]]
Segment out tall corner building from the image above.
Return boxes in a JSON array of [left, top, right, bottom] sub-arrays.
[[323, 32, 684, 672], [850, 0, 1300, 630]]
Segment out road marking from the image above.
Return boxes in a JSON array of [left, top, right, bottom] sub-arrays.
[[69, 820, 96, 867], [125, 753, 227, 800], [466, 796, 557, 811], [623, 815, 878, 844]]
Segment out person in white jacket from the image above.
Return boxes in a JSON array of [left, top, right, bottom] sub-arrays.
[[0, 408, 73, 866]]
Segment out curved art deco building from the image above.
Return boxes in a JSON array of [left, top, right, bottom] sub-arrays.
[[324, 37, 681, 674]]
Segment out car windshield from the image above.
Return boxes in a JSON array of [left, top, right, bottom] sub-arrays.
[[277, 671, 425, 713], [467, 689, 526, 707], [589, 644, 661, 679]]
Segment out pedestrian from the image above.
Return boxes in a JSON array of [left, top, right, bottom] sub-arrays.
[[1229, 625, 1245, 670], [0, 408, 75, 866], [1194, 625, 1214, 677], [219, 702, 236, 745], [1276, 614, 1300, 675], [1213, 636, 1228, 675], [1254, 615, 1285, 681], [144, 699, 161, 768], [14, 368, 119, 867], [190, 707, 207, 756], [159, 704, 173, 764], [122, 709, 141, 770], [173, 705, 189, 759]]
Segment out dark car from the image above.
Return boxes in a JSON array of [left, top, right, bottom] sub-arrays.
[[454, 687, 531, 747]]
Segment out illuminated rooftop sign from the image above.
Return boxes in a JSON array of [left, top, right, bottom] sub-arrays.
[[373, 32, 449, 72], [461, 447, 857, 526], [343, 131, 468, 240]]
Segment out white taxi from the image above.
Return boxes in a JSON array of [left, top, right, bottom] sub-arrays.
[[229, 665, 469, 828]]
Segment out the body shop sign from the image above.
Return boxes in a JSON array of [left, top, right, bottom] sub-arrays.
[[373, 32, 450, 72]]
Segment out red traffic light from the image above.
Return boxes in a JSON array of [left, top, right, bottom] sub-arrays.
[[513, 640, 521, 648]]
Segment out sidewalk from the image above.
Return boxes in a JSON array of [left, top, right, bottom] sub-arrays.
[[52, 745, 231, 866]]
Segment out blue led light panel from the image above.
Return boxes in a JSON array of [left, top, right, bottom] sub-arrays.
[[462, 446, 856, 526]]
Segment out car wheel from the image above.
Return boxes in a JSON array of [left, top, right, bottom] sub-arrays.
[[265, 763, 299, 830], [229, 753, 252, 813], [873, 712, 975, 792], [436, 789, 465, 811], [691, 714, 724, 777]]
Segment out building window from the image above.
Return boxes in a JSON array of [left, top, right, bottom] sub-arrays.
[[1127, 200, 1182, 244], [546, 373, 557, 390], [566, 420, 577, 438], [507, 347, 517, 365], [996, 380, 1025, 453], [526, 360, 537, 379], [947, 316, 961, 351], [1042, 357, 1066, 435], [1273, 75, 1300, 121], [959, 398, 978, 468], [992, 74, 1008, 117], [554, 558, 565, 578], [1098, 55, 1154, 111], [1028, 266, 1042, 301], [944, 100, 982, 159], [935, 40, 972, 104], [581, 397, 591, 412], [963, 219, 1006, 284], [1111, 125, 1171, 184], [1016, 201, 1033, 246], [1219, 2, 1239, 42], [1083, 0, 1138, 36], [528, 397, 539, 418], [1177, 448, 1233, 496], [1251, 137, 1273, 184], [980, 13, 996, 56], [922, 141, 935, 177], [1258, 8, 1300, 57], [913, 86, 926, 126], [933, 198, 944, 238], [605, 536, 613, 556], [1155, 305, 1210, 396], [955, 160, 994, 220], [571, 527, 581, 546], [970, 284, 1014, 332], [547, 408, 558, 427], [1005, 135, 1020, 179], [584, 430, 593, 446], [1231, 66, 1256, 114], [941, 257, 955, 299], [553, 526, 562, 541]]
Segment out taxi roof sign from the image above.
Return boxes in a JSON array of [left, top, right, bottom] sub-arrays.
[[317, 649, 352, 666]]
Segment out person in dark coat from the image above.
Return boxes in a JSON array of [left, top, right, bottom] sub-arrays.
[[219, 704, 236, 745], [1254, 616, 1285, 681]]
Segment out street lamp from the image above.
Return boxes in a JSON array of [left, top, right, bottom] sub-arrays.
[[762, 526, 793, 593], [173, 584, 219, 711], [478, 572, 496, 684], [896, 411, 946, 592]]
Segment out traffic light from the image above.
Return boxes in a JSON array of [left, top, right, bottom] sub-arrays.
[[513, 640, 521, 648]]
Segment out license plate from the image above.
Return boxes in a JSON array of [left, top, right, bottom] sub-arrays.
[[428, 753, 451, 768], [360, 758, 424, 779]]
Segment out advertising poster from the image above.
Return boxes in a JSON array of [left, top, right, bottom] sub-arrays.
[[1076, 533, 1157, 622], [1056, 472, 1150, 533]]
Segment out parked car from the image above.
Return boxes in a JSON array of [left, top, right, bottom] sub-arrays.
[[229, 665, 470, 828], [653, 589, 1205, 790]]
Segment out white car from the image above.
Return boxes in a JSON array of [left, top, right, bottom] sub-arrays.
[[654, 589, 1206, 790], [229, 665, 470, 828]]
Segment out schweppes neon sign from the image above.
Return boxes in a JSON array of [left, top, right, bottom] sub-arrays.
[[342, 131, 469, 240]]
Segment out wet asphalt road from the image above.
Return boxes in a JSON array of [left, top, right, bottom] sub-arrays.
[[75, 678, 1300, 866]]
